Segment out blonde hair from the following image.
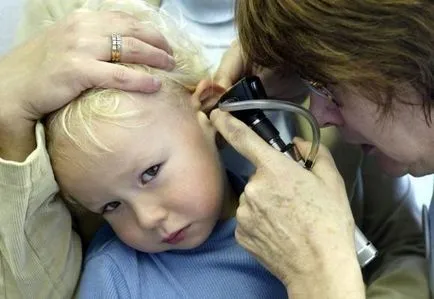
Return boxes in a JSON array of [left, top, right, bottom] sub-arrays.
[[24, 0, 210, 154]]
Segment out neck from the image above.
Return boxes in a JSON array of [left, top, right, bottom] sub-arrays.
[[396, 104, 434, 176], [416, 123, 434, 175]]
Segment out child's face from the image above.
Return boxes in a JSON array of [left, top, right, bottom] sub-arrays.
[[54, 90, 230, 252]]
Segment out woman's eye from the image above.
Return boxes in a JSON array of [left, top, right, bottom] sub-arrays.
[[331, 98, 342, 108], [141, 164, 161, 184], [325, 85, 342, 108], [102, 201, 121, 213]]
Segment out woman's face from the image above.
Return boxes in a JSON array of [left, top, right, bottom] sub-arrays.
[[309, 84, 434, 177]]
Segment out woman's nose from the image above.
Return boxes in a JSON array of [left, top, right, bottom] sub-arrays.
[[309, 93, 344, 127], [134, 203, 168, 230]]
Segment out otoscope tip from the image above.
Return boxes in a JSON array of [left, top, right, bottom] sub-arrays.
[[305, 159, 313, 170]]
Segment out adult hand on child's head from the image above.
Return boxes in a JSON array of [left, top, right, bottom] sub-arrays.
[[2, 10, 174, 122], [210, 109, 364, 297]]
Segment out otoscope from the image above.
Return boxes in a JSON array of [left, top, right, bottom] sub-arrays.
[[218, 76, 378, 268]]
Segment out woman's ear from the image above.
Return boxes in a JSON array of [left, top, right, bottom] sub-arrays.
[[193, 79, 227, 113]]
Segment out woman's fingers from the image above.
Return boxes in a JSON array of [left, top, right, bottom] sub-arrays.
[[65, 11, 175, 69], [210, 107, 342, 187], [108, 36, 175, 69], [81, 61, 161, 93], [213, 41, 247, 89], [83, 10, 173, 55], [120, 20, 173, 56], [210, 109, 273, 167], [292, 137, 343, 186], [210, 109, 303, 171]]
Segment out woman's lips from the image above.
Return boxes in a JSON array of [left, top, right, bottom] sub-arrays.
[[162, 225, 190, 245]]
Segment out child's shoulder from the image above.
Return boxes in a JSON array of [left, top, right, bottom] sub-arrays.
[[84, 224, 136, 264]]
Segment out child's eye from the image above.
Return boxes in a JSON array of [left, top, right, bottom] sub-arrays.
[[141, 164, 161, 184], [102, 201, 121, 214]]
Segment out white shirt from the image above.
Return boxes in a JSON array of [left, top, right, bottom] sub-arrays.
[[161, 0, 235, 72]]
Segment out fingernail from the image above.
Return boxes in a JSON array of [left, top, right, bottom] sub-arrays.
[[167, 55, 176, 70], [209, 109, 219, 121]]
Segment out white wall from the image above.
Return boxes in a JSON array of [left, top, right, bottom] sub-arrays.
[[0, 0, 25, 55]]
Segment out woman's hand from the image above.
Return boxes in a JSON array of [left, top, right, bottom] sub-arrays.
[[210, 109, 365, 299], [2, 10, 174, 122], [0, 10, 174, 161], [213, 41, 250, 89]]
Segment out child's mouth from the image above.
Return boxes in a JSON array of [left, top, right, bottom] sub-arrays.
[[162, 225, 190, 244]]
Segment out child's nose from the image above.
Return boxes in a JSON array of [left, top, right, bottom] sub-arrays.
[[309, 93, 344, 127], [134, 204, 168, 230]]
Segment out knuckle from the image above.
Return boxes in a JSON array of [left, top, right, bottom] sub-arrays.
[[243, 183, 258, 198], [74, 36, 88, 51], [226, 120, 246, 143], [150, 31, 167, 48], [153, 49, 170, 66], [119, 11, 134, 20], [234, 227, 244, 243], [125, 38, 140, 56], [127, 20, 142, 36], [112, 67, 130, 84], [110, 10, 131, 22], [65, 11, 85, 33], [68, 57, 87, 86], [63, 15, 89, 52], [235, 204, 247, 220]]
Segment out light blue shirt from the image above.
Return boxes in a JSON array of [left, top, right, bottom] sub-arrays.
[[78, 218, 288, 298]]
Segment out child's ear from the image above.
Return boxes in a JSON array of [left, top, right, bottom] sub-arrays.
[[193, 79, 227, 113]]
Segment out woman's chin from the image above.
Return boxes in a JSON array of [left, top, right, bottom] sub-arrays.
[[374, 151, 409, 177]]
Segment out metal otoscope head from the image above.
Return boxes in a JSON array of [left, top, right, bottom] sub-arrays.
[[218, 76, 301, 161]]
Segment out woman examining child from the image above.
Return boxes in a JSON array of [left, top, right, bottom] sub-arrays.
[[2, 0, 428, 298]]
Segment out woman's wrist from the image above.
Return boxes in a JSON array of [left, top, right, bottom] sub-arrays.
[[284, 245, 364, 299], [0, 109, 37, 162], [0, 55, 40, 161]]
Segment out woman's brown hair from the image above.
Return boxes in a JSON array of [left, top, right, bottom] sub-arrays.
[[236, 0, 434, 121]]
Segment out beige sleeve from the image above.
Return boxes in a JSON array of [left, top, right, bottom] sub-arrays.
[[355, 156, 429, 299], [0, 123, 82, 299]]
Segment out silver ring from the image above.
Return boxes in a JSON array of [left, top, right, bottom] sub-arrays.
[[111, 33, 122, 62]]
